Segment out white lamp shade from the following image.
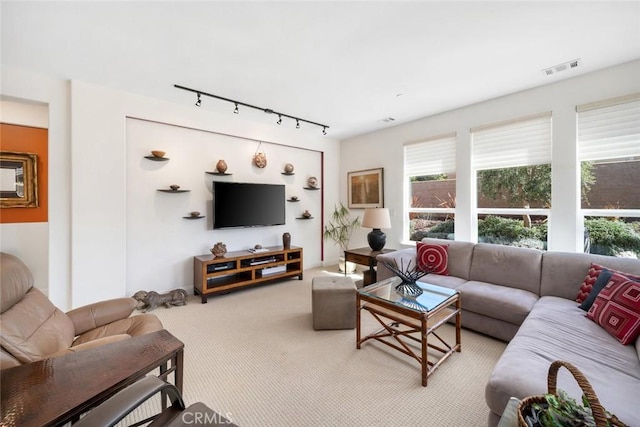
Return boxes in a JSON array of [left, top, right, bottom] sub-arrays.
[[362, 208, 391, 229]]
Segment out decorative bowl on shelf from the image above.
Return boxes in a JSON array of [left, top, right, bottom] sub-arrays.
[[169, 184, 180, 191], [290, 196, 299, 201], [190, 211, 200, 217], [151, 150, 166, 158], [302, 210, 312, 218], [307, 176, 318, 188]]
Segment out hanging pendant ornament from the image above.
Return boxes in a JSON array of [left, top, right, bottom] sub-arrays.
[[253, 141, 267, 168]]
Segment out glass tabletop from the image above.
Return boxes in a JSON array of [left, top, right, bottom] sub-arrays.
[[358, 276, 457, 313]]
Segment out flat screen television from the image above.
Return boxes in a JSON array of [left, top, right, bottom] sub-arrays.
[[212, 182, 285, 229]]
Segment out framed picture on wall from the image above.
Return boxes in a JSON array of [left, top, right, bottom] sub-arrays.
[[347, 167, 384, 209], [0, 151, 38, 208]]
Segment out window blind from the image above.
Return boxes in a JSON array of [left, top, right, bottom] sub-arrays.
[[577, 93, 640, 162], [471, 112, 552, 171], [404, 133, 456, 177]]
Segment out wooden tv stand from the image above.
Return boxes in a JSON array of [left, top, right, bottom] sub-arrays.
[[193, 246, 303, 303]]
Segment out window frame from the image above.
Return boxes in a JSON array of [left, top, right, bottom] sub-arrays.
[[404, 132, 457, 243]]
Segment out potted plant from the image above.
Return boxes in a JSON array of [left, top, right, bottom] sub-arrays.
[[518, 361, 622, 427], [323, 203, 361, 273]]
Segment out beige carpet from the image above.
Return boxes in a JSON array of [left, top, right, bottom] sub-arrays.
[[136, 267, 506, 427]]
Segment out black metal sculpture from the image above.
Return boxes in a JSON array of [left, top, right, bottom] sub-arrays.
[[382, 258, 430, 297]]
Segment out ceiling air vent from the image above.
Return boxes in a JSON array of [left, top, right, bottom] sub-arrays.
[[379, 117, 396, 123], [543, 58, 580, 76]]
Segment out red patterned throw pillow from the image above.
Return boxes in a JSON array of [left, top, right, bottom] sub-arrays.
[[416, 243, 449, 276], [576, 263, 640, 304], [576, 263, 602, 303], [586, 272, 640, 345]]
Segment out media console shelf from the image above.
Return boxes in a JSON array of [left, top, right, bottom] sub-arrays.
[[193, 246, 303, 303]]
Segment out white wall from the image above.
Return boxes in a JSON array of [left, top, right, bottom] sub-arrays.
[[1, 67, 339, 309], [0, 68, 70, 307], [125, 118, 323, 295], [0, 99, 48, 128], [70, 81, 340, 306], [0, 99, 50, 294], [341, 60, 640, 252]]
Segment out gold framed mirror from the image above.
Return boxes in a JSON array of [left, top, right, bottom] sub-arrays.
[[0, 151, 38, 208]]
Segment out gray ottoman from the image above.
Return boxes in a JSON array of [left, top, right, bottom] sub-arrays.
[[312, 276, 357, 330]]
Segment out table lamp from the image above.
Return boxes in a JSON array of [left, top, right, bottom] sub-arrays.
[[362, 208, 391, 251]]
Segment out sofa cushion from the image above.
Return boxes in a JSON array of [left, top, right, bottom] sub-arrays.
[[579, 268, 613, 311], [469, 244, 542, 294], [376, 248, 419, 282], [576, 263, 640, 304], [0, 288, 75, 363], [416, 242, 449, 275], [457, 281, 538, 326], [541, 251, 640, 300], [72, 314, 164, 346], [0, 253, 35, 314], [485, 296, 640, 426], [462, 309, 521, 342], [419, 274, 467, 290], [586, 272, 640, 345], [421, 238, 474, 280]]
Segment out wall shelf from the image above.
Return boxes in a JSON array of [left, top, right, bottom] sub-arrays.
[[157, 189, 190, 193], [287, 199, 300, 202], [281, 172, 295, 176], [303, 187, 320, 190], [183, 216, 205, 220], [296, 217, 314, 220], [144, 156, 169, 162], [205, 171, 232, 176]]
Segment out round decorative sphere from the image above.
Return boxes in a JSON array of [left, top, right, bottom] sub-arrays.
[[216, 159, 228, 173], [284, 163, 294, 174], [307, 176, 318, 188]]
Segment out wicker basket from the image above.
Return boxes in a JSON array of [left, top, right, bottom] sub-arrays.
[[516, 360, 627, 427]]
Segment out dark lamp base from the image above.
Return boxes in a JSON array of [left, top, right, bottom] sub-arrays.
[[367, 228, 386, 251]]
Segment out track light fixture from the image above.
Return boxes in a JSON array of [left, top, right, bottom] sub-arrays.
[[175, 84, 329, 135]]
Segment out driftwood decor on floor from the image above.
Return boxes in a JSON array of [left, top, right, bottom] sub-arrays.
[[133, 289, 188, 312]]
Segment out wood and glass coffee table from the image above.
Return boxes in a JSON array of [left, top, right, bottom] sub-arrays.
[[356, 277, 461, 386]]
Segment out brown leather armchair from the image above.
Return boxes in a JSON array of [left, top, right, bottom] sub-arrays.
[[0, 252, 163, 370]]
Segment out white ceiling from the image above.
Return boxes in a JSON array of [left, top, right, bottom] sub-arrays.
[[2, 1, 639, 139]]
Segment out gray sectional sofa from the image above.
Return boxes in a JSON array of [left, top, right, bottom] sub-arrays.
[[376, 238, 640, 426]]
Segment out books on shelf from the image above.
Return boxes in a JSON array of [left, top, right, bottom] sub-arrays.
[[248, 248, 270, 253], [249, 257, 276, 266], [262, 265, 286, 276]]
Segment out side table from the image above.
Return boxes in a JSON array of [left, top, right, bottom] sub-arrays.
[[344, 247, 395, 286], [1, 329, 184, 427]]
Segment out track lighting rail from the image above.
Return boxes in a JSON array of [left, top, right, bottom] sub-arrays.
[[174, 84, 329, 134]]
